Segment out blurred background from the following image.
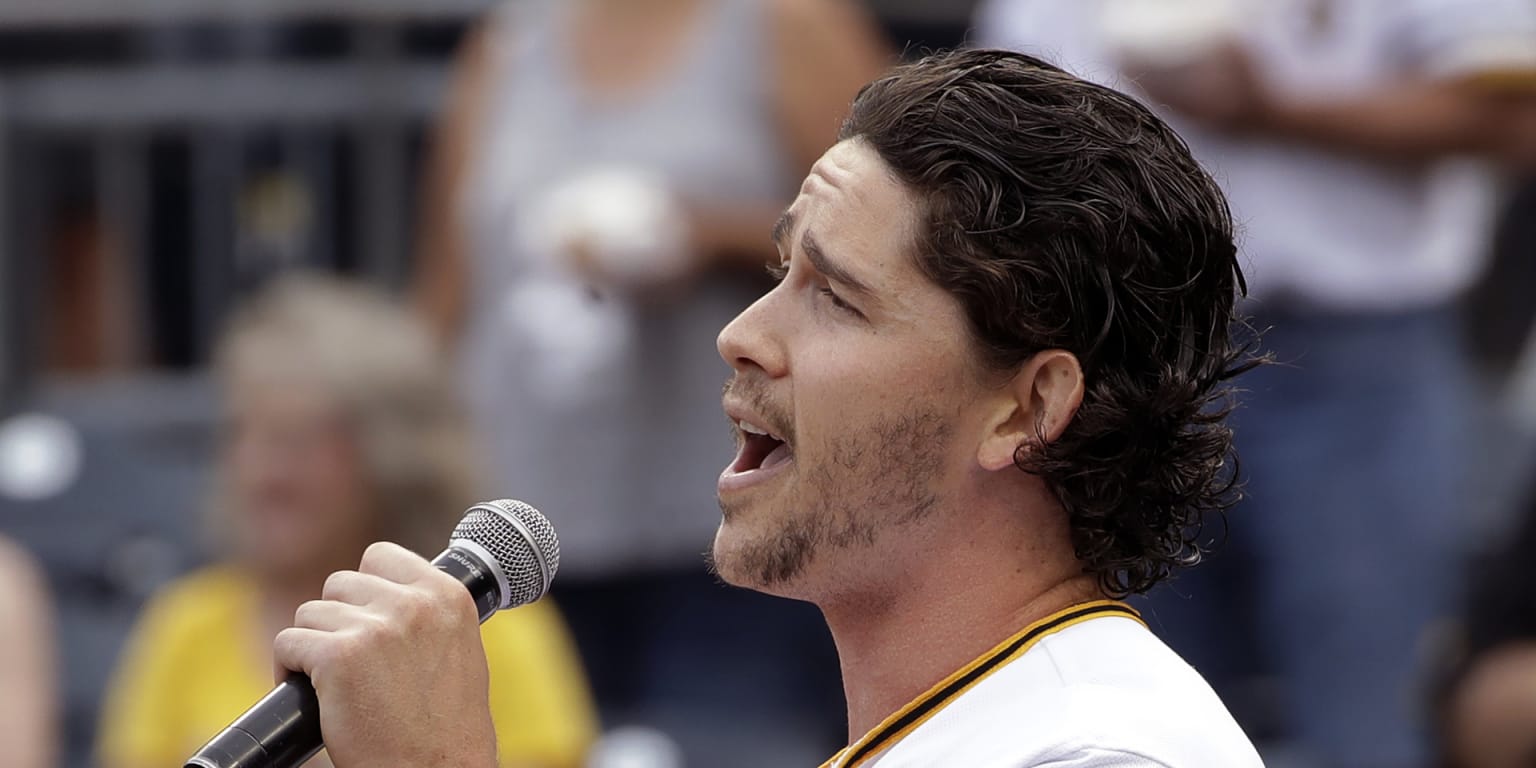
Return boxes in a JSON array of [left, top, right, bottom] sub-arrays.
[[0, 1, 1532, 767]]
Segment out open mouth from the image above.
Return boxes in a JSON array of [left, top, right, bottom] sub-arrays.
[[735, 420, 792, 472], [720, 417, 794, 493]]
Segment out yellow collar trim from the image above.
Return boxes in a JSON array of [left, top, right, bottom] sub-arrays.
[[820, 599, 1143, 768]]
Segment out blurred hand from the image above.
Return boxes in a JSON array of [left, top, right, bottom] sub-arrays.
[[273, 542, 497, 768], [530, 168, 694, 294], [562, 221, 709, 306], [1128, 45, 1276, 134]]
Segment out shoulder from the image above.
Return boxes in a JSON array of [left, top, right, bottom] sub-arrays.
[[150, 565, 250, 610], [479, 599, 576, 659], [1033, 619, 1263, 765], [937, 618, 1262, 766], [0, 536, 50, 648], [133, 566, 251, 641], [1040, 683, 1263, 766], [478, 601, 596, 721], [0, 536, 46, 607]]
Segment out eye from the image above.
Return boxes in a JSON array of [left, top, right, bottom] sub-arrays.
[[818, 286, 861, 317]]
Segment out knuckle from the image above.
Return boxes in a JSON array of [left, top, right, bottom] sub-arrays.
[[364, 610, 393, 635], [402, 589, 436, 629], [272, 627, 299, 655], [441, 581, 478, 620], [359, 541, 401, 572], [419, 567, 469, 610], [273, 627, 321, 670], [426, 566, 463, 595], [322, 570, 353, 598], [293, 600, 324, 626], [352, 604, 390, 634], [332, 629, 365, 659]]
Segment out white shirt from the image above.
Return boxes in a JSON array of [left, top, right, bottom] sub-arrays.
[[976, 0, 1536, 311], [821, 602, 1263, 768]]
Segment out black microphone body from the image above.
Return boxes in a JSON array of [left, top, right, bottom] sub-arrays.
[[185, 500, 558, 768]]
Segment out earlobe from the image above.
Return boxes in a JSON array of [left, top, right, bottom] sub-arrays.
[[975, 350, 1084, 472]]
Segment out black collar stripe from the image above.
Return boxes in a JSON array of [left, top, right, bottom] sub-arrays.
[[842, 602, 1140, 767]]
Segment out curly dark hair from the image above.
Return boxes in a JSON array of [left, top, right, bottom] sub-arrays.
[[840, 49, 1261, 597]]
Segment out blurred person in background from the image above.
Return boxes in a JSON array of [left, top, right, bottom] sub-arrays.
[[0, 534, 58, 768], [1434, 478, 1536, 768], [413, 0, 889, 759], [97, 275, 597, 768], [975, 0, 1536, 765]]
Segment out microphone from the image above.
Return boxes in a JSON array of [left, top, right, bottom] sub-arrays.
[[184, 499, 560, 768]]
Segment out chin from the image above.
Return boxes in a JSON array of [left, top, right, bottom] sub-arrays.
[[708, 518, 817, 600], [240, 533, 332, 572], [708, 521, 752, 586]]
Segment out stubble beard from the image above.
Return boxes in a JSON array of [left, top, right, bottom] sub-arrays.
[[710, 409, 951, 592]]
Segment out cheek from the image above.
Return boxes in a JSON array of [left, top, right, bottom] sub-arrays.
[[237, 429, 365, 513], [794, 340, 966, 428], [302, 436, 369, 513]]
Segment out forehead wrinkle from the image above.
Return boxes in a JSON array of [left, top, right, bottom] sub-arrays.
[[805, 150, 854, 193]]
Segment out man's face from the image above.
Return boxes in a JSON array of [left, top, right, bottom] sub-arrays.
[[712, 139, 995, 598]]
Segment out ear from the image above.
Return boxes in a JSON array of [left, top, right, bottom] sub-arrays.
[[976, 350, 1084, 472]]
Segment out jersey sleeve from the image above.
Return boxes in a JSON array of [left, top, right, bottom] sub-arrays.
[[481, 601, 599, 768], [96, 588, 196, 768]]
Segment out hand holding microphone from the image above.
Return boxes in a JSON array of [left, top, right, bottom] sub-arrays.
[[186, 500, 559, 768]]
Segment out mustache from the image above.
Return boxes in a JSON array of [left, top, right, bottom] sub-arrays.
[[722, 377, 796, 444]]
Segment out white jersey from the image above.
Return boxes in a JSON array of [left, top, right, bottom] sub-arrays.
[[820, 602, 1263, 768]]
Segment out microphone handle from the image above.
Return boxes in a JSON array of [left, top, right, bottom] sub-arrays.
[[185, 547, 502, 768]]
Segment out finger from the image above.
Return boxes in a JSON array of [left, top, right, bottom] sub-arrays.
[[293, 599, 373, 632], [321, 569, 403, 606], [272, 626, 331, 684], [358, 541, 435, 584]]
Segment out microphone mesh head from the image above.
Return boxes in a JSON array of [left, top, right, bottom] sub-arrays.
[[451, 499, 560, 609]]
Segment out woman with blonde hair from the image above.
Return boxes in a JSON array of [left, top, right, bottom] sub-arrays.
[[98, 274, 596, 768]]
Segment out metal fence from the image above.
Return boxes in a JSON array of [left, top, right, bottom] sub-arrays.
[[0, 0, 497, 403]]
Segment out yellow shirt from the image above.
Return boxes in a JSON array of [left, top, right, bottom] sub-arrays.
[[97, 567, 597, 768]]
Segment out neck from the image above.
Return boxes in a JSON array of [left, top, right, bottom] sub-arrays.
[[818, 493, 1102, 742]]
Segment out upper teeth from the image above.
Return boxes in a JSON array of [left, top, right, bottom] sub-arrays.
[[739, 420, 777, 440]]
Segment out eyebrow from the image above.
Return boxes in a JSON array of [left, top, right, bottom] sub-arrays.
[[771, 209, 796, 249], [802, 231, 875, 298], [770, 209, 876, 299]]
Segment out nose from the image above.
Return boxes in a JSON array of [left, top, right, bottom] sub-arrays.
[[717, 290, 789, 379]]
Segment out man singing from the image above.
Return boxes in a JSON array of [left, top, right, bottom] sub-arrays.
[[273, 50, 1265, 767]]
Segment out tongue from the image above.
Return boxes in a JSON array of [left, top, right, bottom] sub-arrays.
[[760, 441, 792, 470]]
